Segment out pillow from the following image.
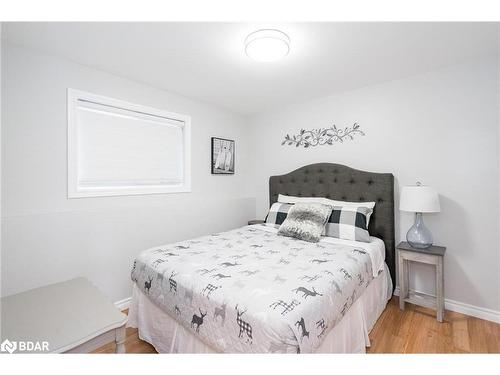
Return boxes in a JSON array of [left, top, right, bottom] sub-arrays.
[[278, 194, 376, 225], [277, 203, 333, 243], [324, 205, 372, 243], [265, 202, 293, 227], [278, 194, 333, 205]]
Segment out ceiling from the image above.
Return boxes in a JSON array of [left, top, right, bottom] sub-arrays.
[[2, 22, 498, 116]]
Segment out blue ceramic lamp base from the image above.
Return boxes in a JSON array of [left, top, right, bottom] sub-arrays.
[[406, 212, 433, 249]]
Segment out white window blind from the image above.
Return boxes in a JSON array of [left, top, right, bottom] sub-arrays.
[[68, 89, 191, 197]]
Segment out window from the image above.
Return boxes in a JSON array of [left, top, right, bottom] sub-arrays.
[[67, 89, 191, 198]]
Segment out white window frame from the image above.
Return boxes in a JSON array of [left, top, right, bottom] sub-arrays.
[[67, 89, 191, 198]]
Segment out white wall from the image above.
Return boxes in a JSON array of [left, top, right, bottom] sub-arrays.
[[497, 26, 500, 311], [1, 43, 255, 302], [249, 58, 500, 313], [2, 40, 499, 318], [0, 25, 2, 300], [497, 27, 500, 314]]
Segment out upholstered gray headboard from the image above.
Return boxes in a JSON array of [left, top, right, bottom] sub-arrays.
[[269, 163, 395, 287]]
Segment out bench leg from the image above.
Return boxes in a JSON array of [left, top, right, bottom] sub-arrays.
[[115, 325, 126, 353]]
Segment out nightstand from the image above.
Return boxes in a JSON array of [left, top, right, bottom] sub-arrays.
[[248, 220, 264, 225], [397, 241, 446, 322]]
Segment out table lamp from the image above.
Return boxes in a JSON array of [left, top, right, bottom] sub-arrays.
[[400, 182, 440, 249]]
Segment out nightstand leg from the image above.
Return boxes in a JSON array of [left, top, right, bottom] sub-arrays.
[[398, 254, 405, 310], [404, 260, 410, 299], [436, 257, 444, 322]]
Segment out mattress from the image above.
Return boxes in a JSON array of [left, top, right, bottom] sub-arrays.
[[130, 224, 387, 353]]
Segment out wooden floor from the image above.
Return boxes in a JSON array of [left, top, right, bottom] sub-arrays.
[[93, 316, 156, 354], [367, 298, 500, 353], [93, 297, 500, 354]]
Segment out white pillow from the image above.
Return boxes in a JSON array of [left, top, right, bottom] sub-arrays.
[[277, 194, 376, 225]]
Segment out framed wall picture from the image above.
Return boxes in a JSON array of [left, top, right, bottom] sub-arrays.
[[211, 137, 235, 174]]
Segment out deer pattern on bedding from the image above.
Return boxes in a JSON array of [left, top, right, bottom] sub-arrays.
[[131, 225, 376, 353]]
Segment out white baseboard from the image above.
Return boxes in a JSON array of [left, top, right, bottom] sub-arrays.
[[394, 287, 500, 324], [114, 296, 131, 311]]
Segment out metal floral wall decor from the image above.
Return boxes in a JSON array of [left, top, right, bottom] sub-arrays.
[[281, 123, 365, 148]]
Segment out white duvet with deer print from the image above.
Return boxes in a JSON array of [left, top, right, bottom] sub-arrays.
[[131, 225, 385, 353]]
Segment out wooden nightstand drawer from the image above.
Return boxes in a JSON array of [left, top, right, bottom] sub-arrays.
[[398, 249, 439, 265]]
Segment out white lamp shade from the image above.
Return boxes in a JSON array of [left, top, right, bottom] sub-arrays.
[[400, 185, 441, 213]]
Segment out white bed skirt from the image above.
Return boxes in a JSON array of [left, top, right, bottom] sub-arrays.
[[128, 263, 392, 353]]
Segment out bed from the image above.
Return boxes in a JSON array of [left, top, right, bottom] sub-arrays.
[[128, 163, 395, 353]]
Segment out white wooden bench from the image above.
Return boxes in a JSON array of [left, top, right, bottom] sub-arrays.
[[1, 278, 127, 353]]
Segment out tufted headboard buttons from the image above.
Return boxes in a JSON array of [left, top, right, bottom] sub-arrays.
[[269, 163, 395, 288]]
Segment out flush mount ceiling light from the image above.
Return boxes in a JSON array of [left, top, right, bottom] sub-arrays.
[[244, 29, 290, 62]]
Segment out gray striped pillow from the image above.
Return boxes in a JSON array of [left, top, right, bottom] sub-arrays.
[[277, 202, 333, 243]]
